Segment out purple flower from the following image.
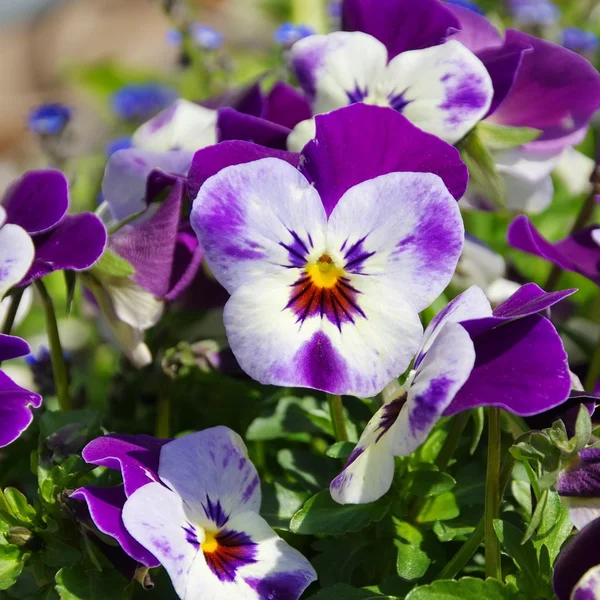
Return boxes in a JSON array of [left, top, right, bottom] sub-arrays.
[[71, 434, 170, 567], [288, 0, 493, 147], [111, 84, 178, 122], [0, 335, 42, 448], [2, 170, 106, 286], [28, 103, 71, 136], [190, 104, 467, 397], [331, 283, 572, 504], [562, 27, 599, 54], [508, 216, 600, 287], [121, 427, 316, 600], [274, 23, 315, 48]]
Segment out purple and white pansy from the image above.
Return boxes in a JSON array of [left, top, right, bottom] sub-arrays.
[[191, 104, 467, 397], [118, 427, 316, 600], [331, 283, 572, 504], [288, 0, 494, 149]]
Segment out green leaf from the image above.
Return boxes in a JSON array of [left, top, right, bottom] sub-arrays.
[[0, 544, 27, 590], [572, 404, 593, 452], [290, 490, 392, 536], [522, 489, 547, 543], [3, 489, 36, 525], [309, 584, 398, 599], [326, 442, 356, 459], [31, 586, 60, 600], [459, 130, 505, 208], [470, 407, 485, 455], [404, 470, 456, 498], [405, 577, 524, 599], [90, 249, 135, 278], [415, 491, 459, 523], [260, 481, 310, 530], [476, 122, 542, 151], [312, 539, 372, 587], [55, 564, 129, 600], [532, 490, 573, 564], [277, 449, 337, 492], [394, 521, 430, 581], [41, 538, 81, 568]]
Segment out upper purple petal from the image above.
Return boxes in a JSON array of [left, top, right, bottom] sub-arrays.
[[445, 315, 571, 416], [445, 3, 503, 53], [20, 213, 107, 285], [508, 216, 600, 286], [342, 0, 460, 58], [300, 104, 468, 216], [81, 433, 169, 497], [490, 30, 600, 148], [553, 518, 600, 600], [492, 282, 576, 319], [187, 141, 300, 200], [217, 108, 291, 150], [0, 369, 42, 447], [165, 231, 204, 302], [0, 334, 30, 362], [261, 82, 312, 129], [557, 448, 600, 498], [2, 170, 68, 235]]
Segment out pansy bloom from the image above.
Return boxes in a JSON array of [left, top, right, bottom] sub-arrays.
[[2, 170, 106, 286], [191, 104, 467, 397], [122, 427, 317, 600], [331, 283, 572, 504], [287, 0, 493, 148], [0, 335, 42, 447]]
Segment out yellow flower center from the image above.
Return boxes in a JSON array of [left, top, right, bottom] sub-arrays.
[[201, 531, 219, 554], [306, 254, 344, 289]]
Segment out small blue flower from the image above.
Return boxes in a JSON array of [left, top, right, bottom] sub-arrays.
[[508, 0, 560, 26], [105, 136, 133, 157], [28, 103, 71, 136], [444, 0, 484, 15], [189, 24, 224, 50], [274, 23, 315, 48], [166, 28, 182, 46], [562, 27, 599, 53], [111, 84, 178, 122]]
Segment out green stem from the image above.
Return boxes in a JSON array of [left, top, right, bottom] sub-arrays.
[[585, 336, 600, 392], [485, 407, 502, 580], [327, 394, 348, 442], [35, 279, 71, 411], [435, 411, 470, 471], [1, 287, 24, 335], [437, 455, 514, 580], [155, 393, 171, 438]]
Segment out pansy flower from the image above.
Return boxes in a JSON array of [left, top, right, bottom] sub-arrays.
[[122, 427, 317, 600], [448, 3, 600, 212], [191, 104, 467, 397], [287, 0, 494, 149], [1, 170, 106, 286], [508, 216, 600, 287], [331, 283, 572, 504], [71, 434, 170, 567], [0, 335, 42, 447]]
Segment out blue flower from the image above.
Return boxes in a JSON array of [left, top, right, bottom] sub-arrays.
[[444, 0, 484, 14], [28, 103, 71, 136], [111, 84, 178, 122], [562, 27, 599, 53], [189, 24, 224, 50], [274, 23, 315, 48]]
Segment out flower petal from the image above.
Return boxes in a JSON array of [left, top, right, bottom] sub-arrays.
[[102, 148, 191, 222], [81, 433, 168, 497], [191, 157, 327, 294], [490, 30, 600, 149], [0, 370, 42, 447], [22, 214, 107, 285], [300, 104, 468, 215], [187, 141, 299, 201], [0, 334, 30, 362], [563, 497, 600, 531], [122, 482, 197, 599], [342, 0, 459, 58], [261, 82, 312, 130], [0, 224, 34, 297], [132, 99, 217, 152], [492, 282, 576, 319], [445, 3, 503, 54], [384, 40, 493, 144], [71, 485, 159, 567], [289, 32, 388, 113], [3, 170, 68, 234], [217, 108, 291, 150], [572, 565, 600, 600], [446, 315, 571, 416], [158, 427, 261, 527]]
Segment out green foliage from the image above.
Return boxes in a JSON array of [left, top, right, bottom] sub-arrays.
[[476, 122, 542, 151], [405, 577, 525, 599], [90, 250, 136, 278], [55, 565, 129, 600]]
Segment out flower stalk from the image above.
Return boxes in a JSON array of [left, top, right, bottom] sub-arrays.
[[1, 287, 24, 335], [327, 394, 349, 442], [435, 411, 470, 471], [484, 406, 502, 580], [35, 279, 72, 411]]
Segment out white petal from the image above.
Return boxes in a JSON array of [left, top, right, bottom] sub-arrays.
[[0, 225, 34, 299], [502, 172, 554, 214], [494, 147, 562, 183], [486, 278, 521, 306], [384, 40, 493, 144], [564, 497, 600, 531], [133, 99, 217, 153], [554, 148, 595, 197], [286, 118, 316, 152]]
